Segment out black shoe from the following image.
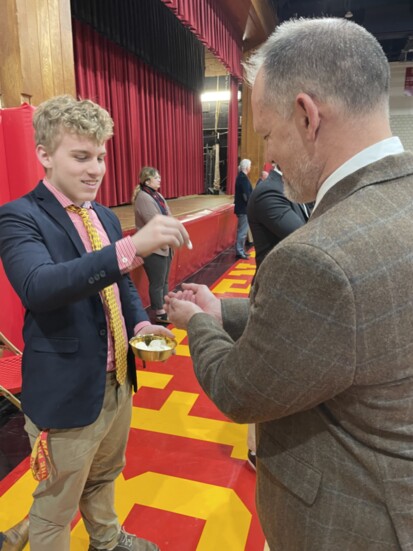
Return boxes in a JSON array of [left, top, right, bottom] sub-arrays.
[[155, 313, 170, 325], [247, 450, 256, 471], [2, 517, 29, 551], [235, 253, 250, 260], [88, 527, 160, 550]]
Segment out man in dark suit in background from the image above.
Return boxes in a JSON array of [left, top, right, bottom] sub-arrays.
[[255, 169, 269, 187], [248, 166, 308, 270], [0, 95, 190, 551]]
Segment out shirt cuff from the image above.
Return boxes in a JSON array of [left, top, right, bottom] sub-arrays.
[[134, 321, 152, 334], [116, 237, 144, 273]]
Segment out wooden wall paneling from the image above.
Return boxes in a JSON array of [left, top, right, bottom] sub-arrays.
[[219, 0, 252, 40], [58, 0, 76, 95], [36, 0, 58, 102], [249, 0, 277, 47], [205, 49, 228, 78], [46, 0, 67, 96], [0, 0, 24, 107], [17, 0, 43, 104], [0, 0, 75, 108], [240, 82, 266, 186]]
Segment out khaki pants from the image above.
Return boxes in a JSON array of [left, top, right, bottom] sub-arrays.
[[25, 372, 132, 551]]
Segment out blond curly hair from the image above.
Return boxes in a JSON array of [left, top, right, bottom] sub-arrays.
[[33, 95, 114, 153]]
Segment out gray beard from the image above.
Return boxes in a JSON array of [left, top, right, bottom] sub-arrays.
[[281, 158, 321, 204]]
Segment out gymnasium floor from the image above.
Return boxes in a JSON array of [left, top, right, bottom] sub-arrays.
[[0, 246, 267, 550]]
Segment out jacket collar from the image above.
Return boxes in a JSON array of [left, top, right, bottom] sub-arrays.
[[32, 181, 116, 255], [311, 152, 413, 220]]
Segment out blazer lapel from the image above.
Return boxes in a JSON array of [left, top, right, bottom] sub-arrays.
[[312, 152, 413, 220], [93, 202, 118, 243], [33, 182, 87, 256]]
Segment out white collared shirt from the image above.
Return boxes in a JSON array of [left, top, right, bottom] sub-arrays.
[[313, 137, 405, 212]]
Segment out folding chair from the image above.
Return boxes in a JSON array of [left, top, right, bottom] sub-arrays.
[[0, 331, 22, 410]]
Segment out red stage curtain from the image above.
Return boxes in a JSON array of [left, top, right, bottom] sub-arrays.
[[73, 19, 204, 206], [226, 76, 240, 195], [160, 0, 243, 79]]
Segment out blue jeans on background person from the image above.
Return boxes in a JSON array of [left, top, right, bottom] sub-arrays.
[[235, 214, 249, 256]]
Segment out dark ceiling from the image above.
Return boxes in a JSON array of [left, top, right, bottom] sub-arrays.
[[268, 0, 413, 62]]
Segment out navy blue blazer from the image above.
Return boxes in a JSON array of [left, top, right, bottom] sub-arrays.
[[234, 172, 253, 215], [0, 182, 148, 429]]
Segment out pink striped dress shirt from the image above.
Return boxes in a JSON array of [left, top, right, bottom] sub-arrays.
[[43, 179, 150, 371]]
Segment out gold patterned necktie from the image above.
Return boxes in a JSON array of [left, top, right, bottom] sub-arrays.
[[67, 205, 127, 384]]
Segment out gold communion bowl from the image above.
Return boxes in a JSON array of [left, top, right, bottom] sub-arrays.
[[129, 334, 177, 362]]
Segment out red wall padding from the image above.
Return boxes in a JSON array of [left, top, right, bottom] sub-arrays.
[[0, 113, 10, 205], [1, 103, 44, 201], [0, 104, 44, 349], [128, 205, 237, 308]]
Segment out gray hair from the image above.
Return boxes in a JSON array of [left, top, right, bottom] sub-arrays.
[[244, 18, 389, 118], [239, 159, 251, 172]]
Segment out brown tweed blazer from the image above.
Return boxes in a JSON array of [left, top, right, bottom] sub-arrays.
[[187, 152, 413, 550]]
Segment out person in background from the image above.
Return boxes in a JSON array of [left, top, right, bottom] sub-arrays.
[[164, 17, 413, 550], [248, 165, 308, 271], [0, 95, 190, 551], [245, 164, 309, 469], [0, 518, 29, 551], [255, 170, 269, 187], [132, 167, 173, 325], [234, 159, 253, 259]]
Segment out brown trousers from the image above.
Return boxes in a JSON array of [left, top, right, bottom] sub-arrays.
[[25, 372, 132, 551]]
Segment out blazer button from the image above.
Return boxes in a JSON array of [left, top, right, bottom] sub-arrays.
[[99, 329, 107, 337], [100, 270, 106, 277], [88, 276, 95, 284], [94, 274, 100, 281]]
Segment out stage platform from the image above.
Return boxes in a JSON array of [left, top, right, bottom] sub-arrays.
[[114, 194, 237, 315], [112, 194, 234, 232]]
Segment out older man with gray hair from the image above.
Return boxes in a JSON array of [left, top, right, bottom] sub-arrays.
[[234, 158, 253, 259], [165, 17, 413, 550]]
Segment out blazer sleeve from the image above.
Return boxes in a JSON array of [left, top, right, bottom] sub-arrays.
[[0, 200, 138, 315], [186, 241, 356, 424], [253, 186, 306, 239]]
